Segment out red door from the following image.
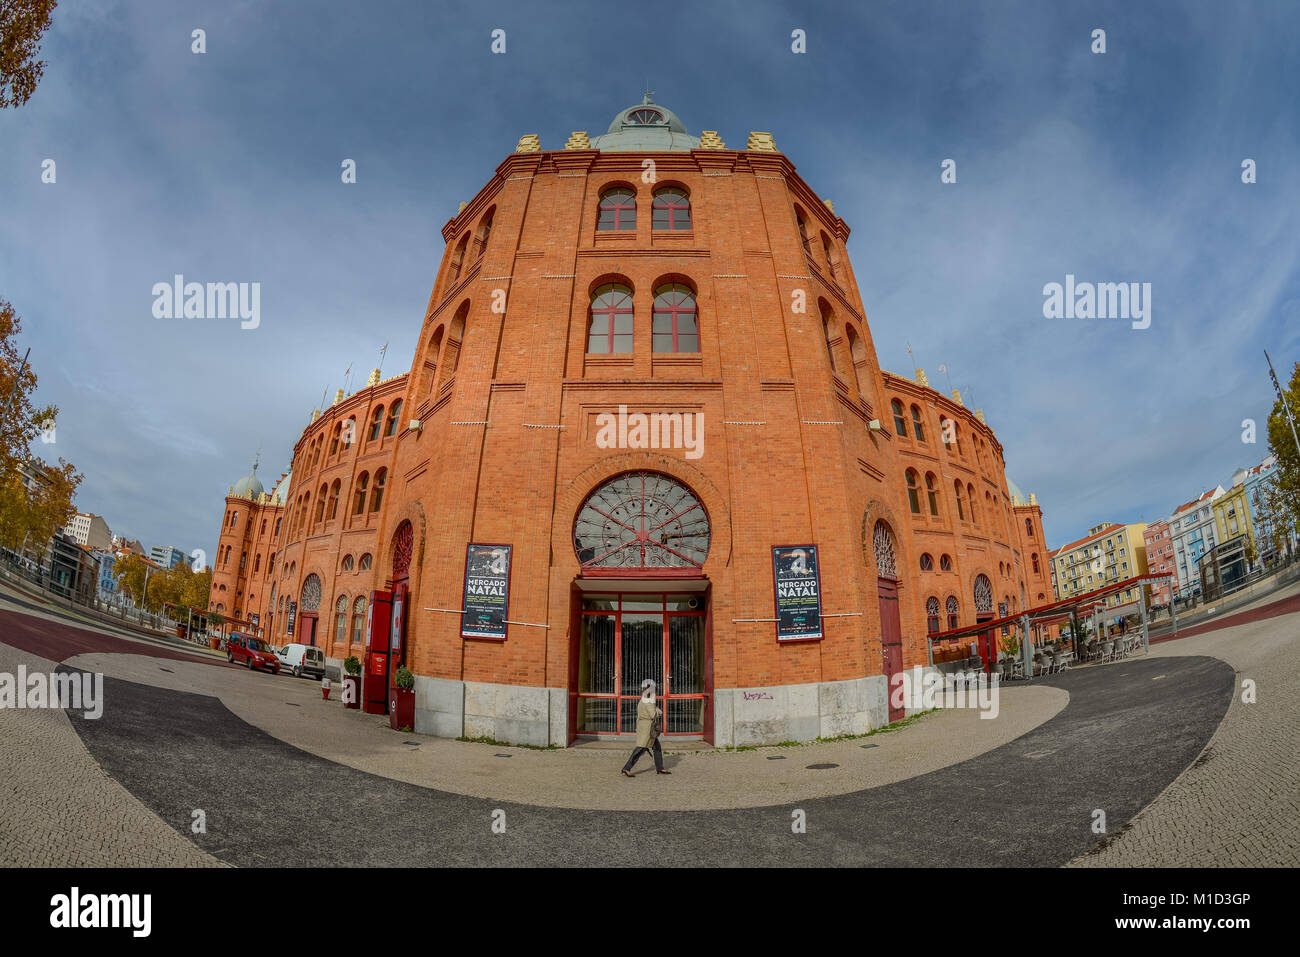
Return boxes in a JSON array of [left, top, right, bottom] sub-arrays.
[[878, 577, 905, 722]]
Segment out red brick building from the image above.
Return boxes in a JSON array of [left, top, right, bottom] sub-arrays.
[[264, 371, 409, 656], [209, 462, 288, 636], [210, 96, 1054, 746]]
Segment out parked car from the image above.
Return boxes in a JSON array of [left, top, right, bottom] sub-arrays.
[[227, 633, 280, 674], [275, 642, 326, 679]]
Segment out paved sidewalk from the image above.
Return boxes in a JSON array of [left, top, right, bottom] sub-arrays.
[[60, 648, 1068, 811], [1070, 580, 1300, 867], [0, 640, 221, 868]]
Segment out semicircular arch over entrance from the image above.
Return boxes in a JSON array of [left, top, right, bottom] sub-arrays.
[[573, 470, 710, 572]]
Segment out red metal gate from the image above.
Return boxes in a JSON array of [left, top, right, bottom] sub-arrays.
[[878, 577, 905, 722]]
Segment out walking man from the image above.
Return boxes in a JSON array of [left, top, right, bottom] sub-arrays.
[[621, 678, 670, 776]]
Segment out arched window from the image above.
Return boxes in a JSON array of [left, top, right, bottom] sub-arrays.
[[822, 310, 837, 372], [940, 554, 952, 572], [588, 284, 634, 354], [926, 596, 940, 634], [974, 575, 993, 614], [795, 208, 811, 255], [368, 406, 384, 442], [450, 234, 469, 283], [341, 554, 354, 572], [1025, 517, 1034, 538], [891, 399, 907, 436], [474, 210, 493, 259], [574, 472, 709, 570], [1031, 553, 1040, 573], [911, 406, 926, 442], [953, 481, 965, 521], [844, 326, 864, 393], [597, 188, 636, 231], [351, 596, 367, 644], [920, 553, 934, 571], [301, 575, 322, 613], [905, 470, 921, 514], [328, 480, 341, 520], [941, 417, 958, 453], [314, 485, 327, 524], [946, 595, 959, 630], [442, 307, 466, 380], [925, 472, 939, 516], [819, 231, 836, 278], [386, 400, 403, 437], [358, 554, 373, 571], [872, 521, 898, 579], [392, 521, 414, 580], [239, 550, 247, 570], [652, 284, 698, 353], [342, 417, 355, 449], [352, 473, 369, 515], [422, 327, 443, 396], [335, 595, 349, 643], [967, 483, 978, 524], [253, 553, 261, 573], [370, 469, 387, 512], [328, 423, 340, 458], [848, 325, 869, 395], [652, 188, 691, 230]]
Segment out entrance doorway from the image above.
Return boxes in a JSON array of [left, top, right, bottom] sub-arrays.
[[575, 592, 708, 736], [878, 578, 905, 722]]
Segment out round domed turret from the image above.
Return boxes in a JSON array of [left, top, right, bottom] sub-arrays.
[[589, 93, 700, 152], [232, 468, 264, 499]]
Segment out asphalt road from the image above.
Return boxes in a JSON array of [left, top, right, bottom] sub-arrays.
[[65, 654, 1233, 866]]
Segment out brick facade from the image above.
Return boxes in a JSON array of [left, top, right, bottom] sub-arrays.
[[207, 101, 1055, 745]]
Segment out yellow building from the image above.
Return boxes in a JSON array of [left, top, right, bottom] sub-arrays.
[[1212, 481, 1257, 562], [1050, 521, 1151, 609]]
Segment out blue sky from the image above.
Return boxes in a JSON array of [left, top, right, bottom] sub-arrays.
[[1, 0, 1297, 560]]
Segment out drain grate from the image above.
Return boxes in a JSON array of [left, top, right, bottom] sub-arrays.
[[158, 667, 174, 674], [403, 741, 420, 747], [494, 753, 512, 758], [861, 743, 878, 749], [806, 763, 839, 770], [766, 755, 786, 760], [286, 702, 300, 707]]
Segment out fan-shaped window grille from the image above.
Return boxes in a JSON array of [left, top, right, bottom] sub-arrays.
[[300, 574, 322, 612], [574, 472, 709, 570], [392, 521, 414, 579], [872, 521, 897, 579], [974, 574, 993, 614]]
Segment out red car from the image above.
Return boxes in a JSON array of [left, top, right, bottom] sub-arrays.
[[226, 633, 280, 674]]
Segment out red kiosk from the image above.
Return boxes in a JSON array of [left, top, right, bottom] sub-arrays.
[[362, 590, 392, 714]]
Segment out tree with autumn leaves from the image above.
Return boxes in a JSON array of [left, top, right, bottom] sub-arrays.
[[0, 298, 81, 557], [0, 0, 58, 109], [1263, 358, 1300, 557], [112, 553, 212, 619]]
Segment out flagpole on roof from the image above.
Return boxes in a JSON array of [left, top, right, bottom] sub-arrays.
[[378, 341, 389, 378]]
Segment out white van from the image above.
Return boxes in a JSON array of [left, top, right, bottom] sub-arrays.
[[275, 643, 326, 679]]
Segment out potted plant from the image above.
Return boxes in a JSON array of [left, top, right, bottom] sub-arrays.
[[342, 656, 362, 710], [207, 612, 224, 650], [390, 665, 416, 732]]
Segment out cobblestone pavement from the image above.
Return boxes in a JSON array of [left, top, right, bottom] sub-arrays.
[[1070, 581, 1300, 867], [62, 653, 1229, 866], [5, 578, 1294, 865], [0, 640, 221, 868]]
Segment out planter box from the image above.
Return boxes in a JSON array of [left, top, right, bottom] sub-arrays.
[[343, 674, 361, 710], [389, 686, 415, 731], [208, 636, 220, 651]]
